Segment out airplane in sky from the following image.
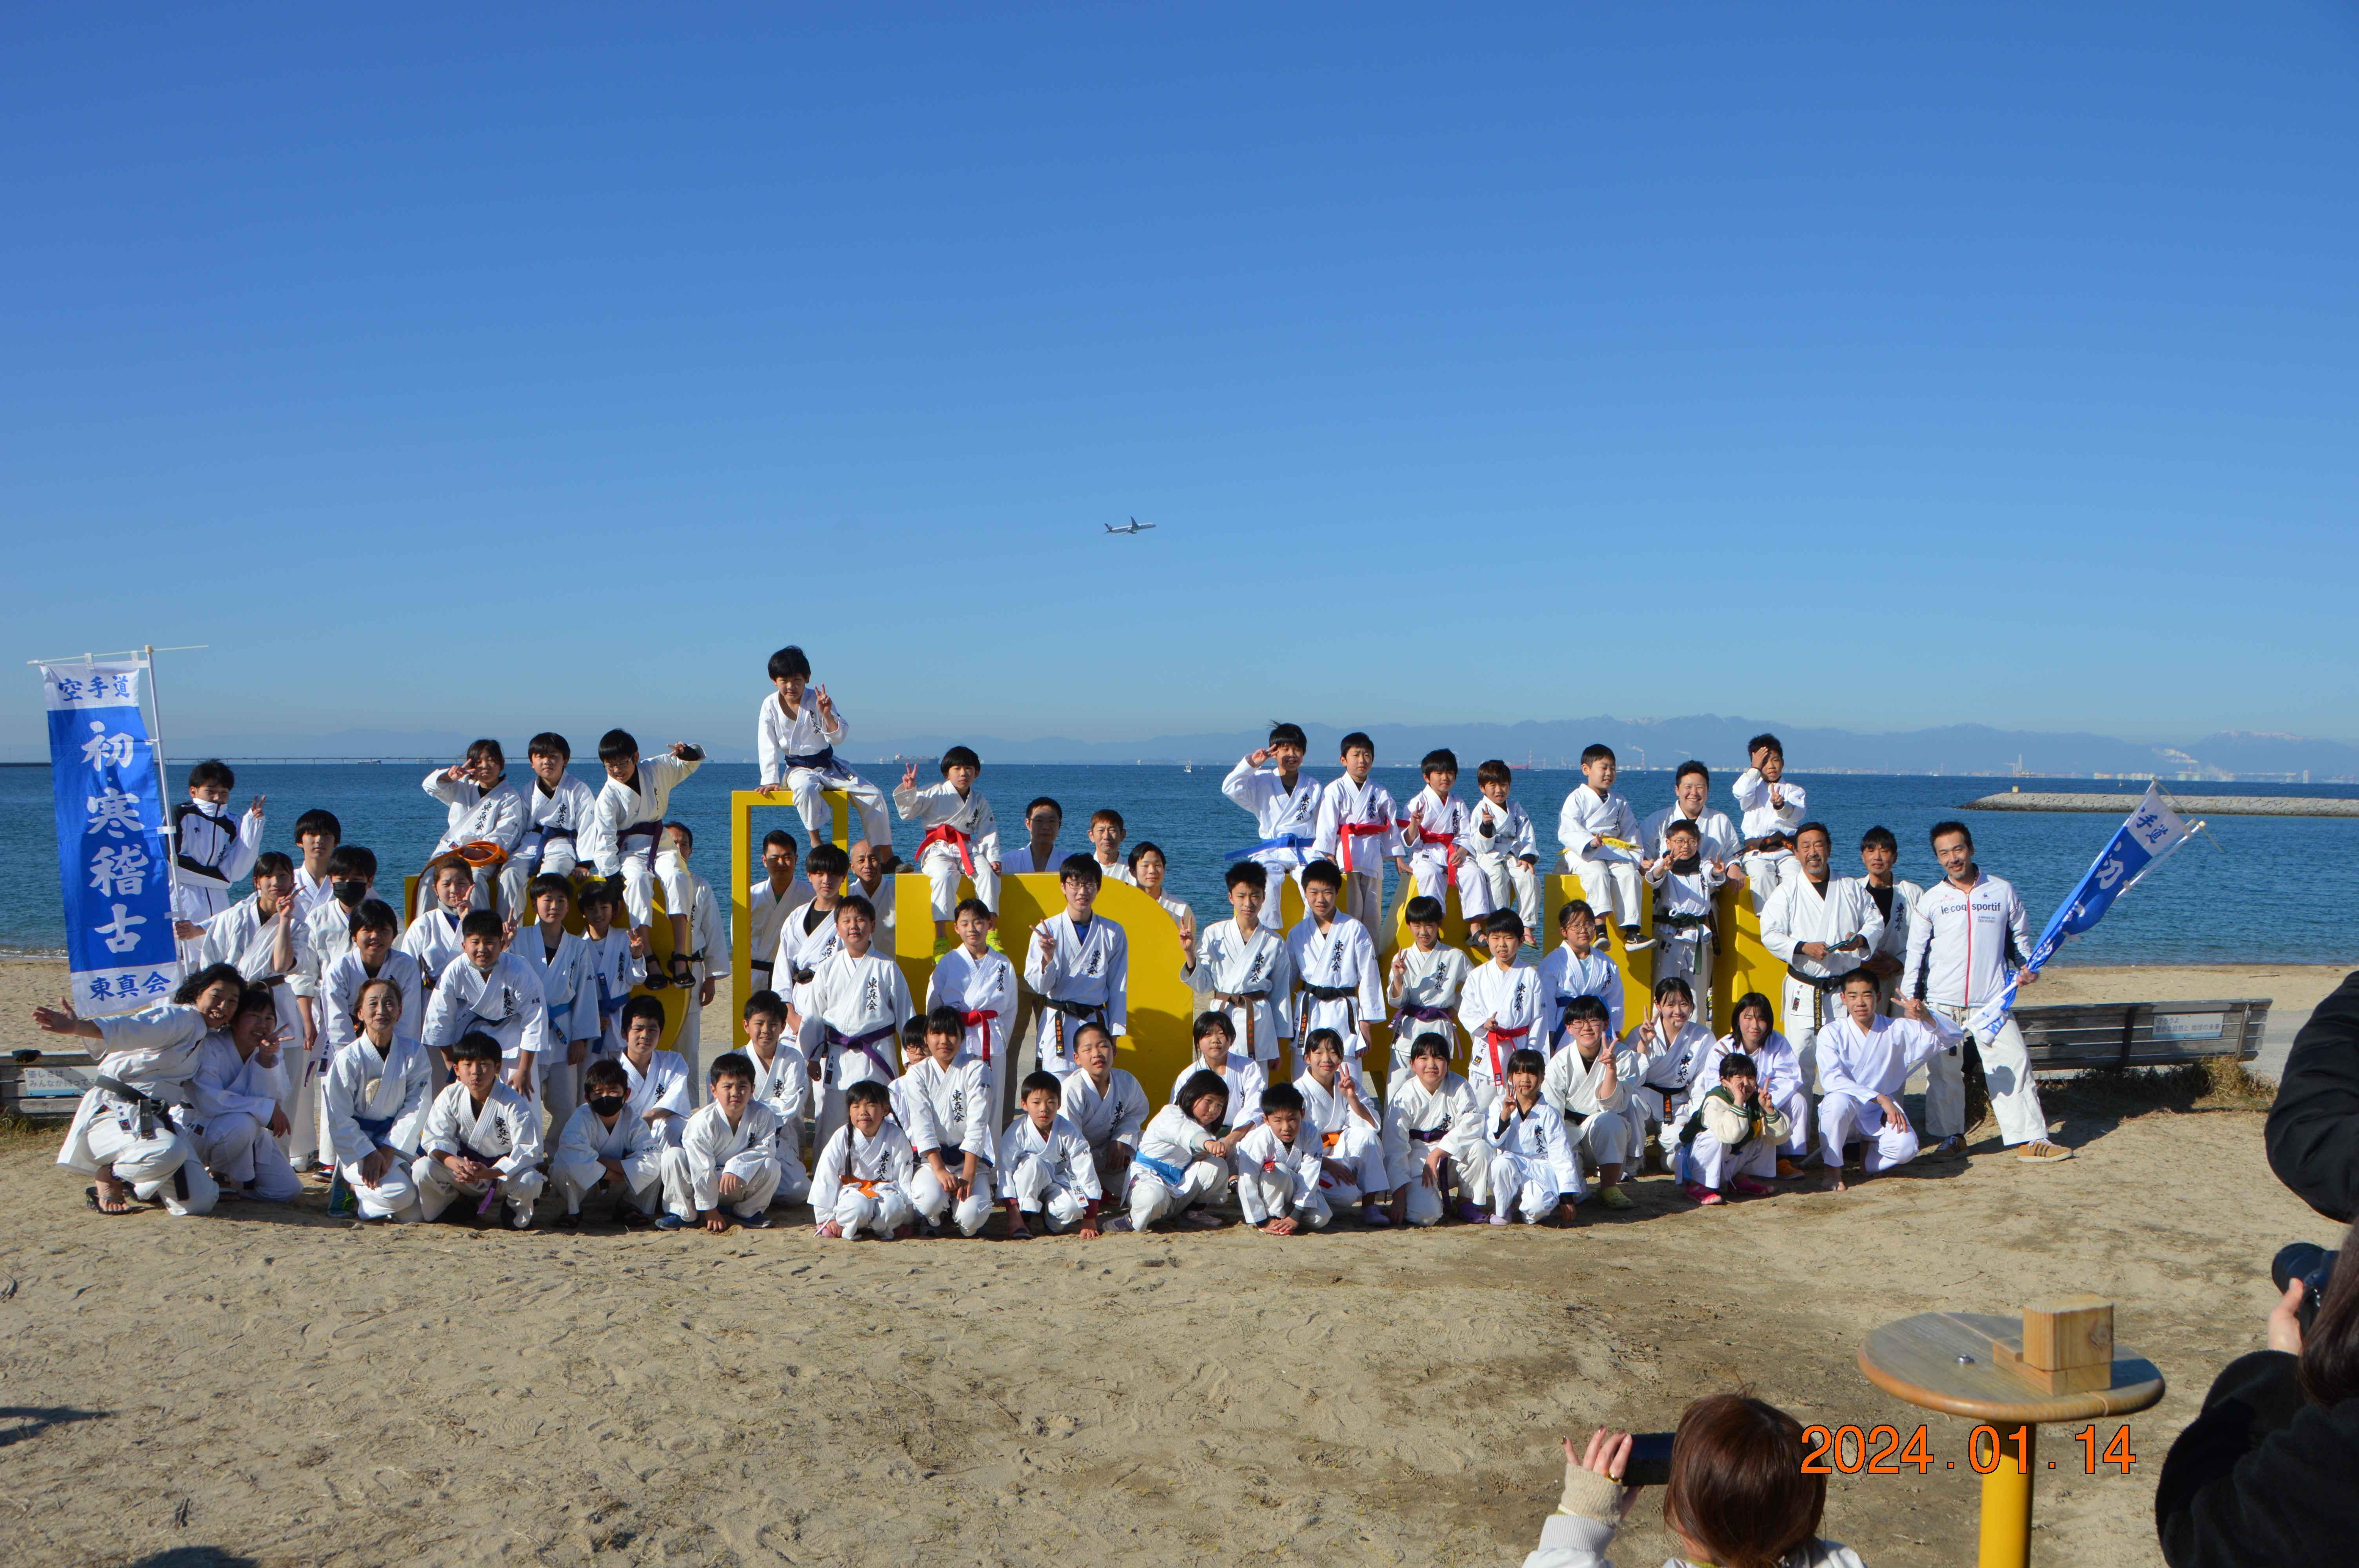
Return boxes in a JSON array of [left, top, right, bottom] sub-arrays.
[[1103, 517, 1156, 535]]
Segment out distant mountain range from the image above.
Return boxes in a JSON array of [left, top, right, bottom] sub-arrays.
[[102, 718, 2359, 781]]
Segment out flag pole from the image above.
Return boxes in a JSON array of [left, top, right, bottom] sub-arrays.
[[141, 644, 184, 953]]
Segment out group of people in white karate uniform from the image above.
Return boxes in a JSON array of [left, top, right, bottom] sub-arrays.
[[31, 649, 2072, 1231]]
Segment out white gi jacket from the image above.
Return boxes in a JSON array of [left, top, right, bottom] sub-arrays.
[[422, 769, 525, 857], [1537, 946, 1624, 1046], [1294, 1069, 1381, 1154], [772, 900, 844, 1013], [1130, 1103, 1222, 1190], [1381, 1071, 1487, 1188], [1390, 943, 1469, 1044], [419, 1079, 543, 1172], [898, 1053, 994, 1160], [1762, 875, 1886, 983], [423, 953, 551, 1066], [1221, 756, 1321, 873], [1058, 1067, 1149, 1153], [677, 1100, 785, 1209], [802, 949, 914, 1089], [1400, 786, 1468, 882], [1312, 774, 1400, 879], [756, 692, 848, 788], [1639, 805, 1744, 865], [1623, 1018, 1717, 1096], [620, 1049, 694, 1126], [1462, 795, 1538, 866], [580, 928, 644, 1052], [1817, 1012, 1962, 1107], [893, 780, 1000, 871], [554, 1102, 665, 1190], [56, 1002, 208, 1176], [316, 951, 425, 1053], [997, 1112, 1101, 1197], [811, 1121, 916, 1214], [200, 893, 309, 988], [1286, 914, 1381, 1046], [321, 1033, 433, 1165], [1170, 1052, 1269, 1132], [1485, 1098, 1583, 1191], [926, 947, 1018, 1070], [1187, 918, 1294, 1063], [187, 1034, 280, 1129], [1865, 879, 1926, 975], [1557, 784, 1641, 865], [513, 928, 598, 1050], [1458, 959, 1548, 1087], [518, 773, 598, 868], [1023, 912, 1129, 1070], [748, 876, 815, 984], [1231, 1120, 1323, 1221], [1677, 1031, 1807, 1129], [747, 1041, 812, 1133], [1545, 1042, 1639, 1122], [590, 751, 702, 876], [398, 905, 470, 985]]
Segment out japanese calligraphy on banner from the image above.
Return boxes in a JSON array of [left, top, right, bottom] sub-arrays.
[[42, 659, 178, 1016]]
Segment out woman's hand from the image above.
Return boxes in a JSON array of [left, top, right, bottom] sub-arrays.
[[2270, 1278, 2306, 1355]]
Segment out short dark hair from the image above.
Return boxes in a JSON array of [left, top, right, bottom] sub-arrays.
[[1654, 975, 1694, 1003], [1675, 760, 1709, 786], [1747, 733, 1783, 759], [465, 739, 505, 771], [1860, 825, 1898, 854], [460, 910, 504, 942], [1662, 1395, 1825, 1568], [621, 995, 666, 1031], [1339, 731, 1374, 757], [350, 898, 400, 936], [174, 962, 246, 1004], [1072, 1020, 1113, 1050], [1420, 748, 1458, 776], [761, 828, 799, 855], [1192, 1010, 1236, 1045], [1719, 1053, 1758, 1080], [326, 844, 376, 879], [1023, 796, 1062, 822], [236, 982, 278, 1020], [1127, 840, 1164, 871], [744, 989, 789, 1023], [1301, 1028, 1344, 1058], [1090, 808, 1124, 832], [953, 896, 992, 922], [1930, 819, 1974, 851], [1565, 994, 1610, 1025], [805, 842, 849, 879], [1664, 819, 1700, 843], [925, 1004, 965, 1038], [527, 872, 573, 905], [1792, 821, 1832, 847], [940, 745, 981, 774], [1020, 1071, 1063, 1103], [1580, 743, 1615, 767], [1299, 858, 1343, 891], [844, 1078, 892, 1109], [1506, 1047, 1547, 1078], [767, 645, 812, 681], [252, 850, 294, 880], [709, 1051, 755, 1086], [1404, 895, 1445, 926], [1409, 1031, 1452, 1061], [1267, 722, 1307, 750], [1840, 970, 1878, 992], [528, 731, 571, 760], [1057, 854, 1102, 886], [596, 729, 638, 765], [1177, 1070, 1229, 1118], [1260, 1082, 1305, 1116], [584, 1056, 629, 1091], [836, 894, 876, 924], [576, 877, 617, 911], [448, 1031, 502, 1065], [294, 809, 342, 843], [1475, 758, 1512, 788], [1224, 861, 1268, 892], [1558, 898, 1596, 928], [187, 759, 235, 791], [1483, 909, 1525, 940]]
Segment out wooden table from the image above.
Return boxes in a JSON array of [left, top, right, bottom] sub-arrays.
[[1859, 1312, 2165, 1568]]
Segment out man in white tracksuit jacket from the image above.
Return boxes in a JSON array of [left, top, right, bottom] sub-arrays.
[[1899, 820, 2073, 1164]]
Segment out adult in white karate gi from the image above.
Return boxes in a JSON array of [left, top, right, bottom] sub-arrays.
[[893, 750, 1001, 932], [660, 1055, 784, 1229], [1732, 735, 1807, 906], [746, 831, 814, 998], [754, 649, 892, 849], [411, 1033, 547, 1227], [35, 966, 241, 1216], [1221, 726, 1321, 929], [319, 976, 432, 1221], [1187, 862, 1295, 1067], [1759, 824, 1884, 1096], [1379, 1033, 1489, 1226], [319, 906, 425, 1054], [549, 1056, 666, 1224], [1814, 973, 1962, 1190], [1021, 858, 1128, 1078], [1901, 821, 2072, 1164]]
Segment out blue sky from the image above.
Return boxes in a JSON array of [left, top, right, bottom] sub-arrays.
[[6, 3, 2355, 757]]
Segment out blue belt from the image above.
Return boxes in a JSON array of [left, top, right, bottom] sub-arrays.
[[355, 1113, 395, 1143], [1132, 1151, 1189, 1185], [1226, 833, 1314, 863], [784, 748, 849, 776]]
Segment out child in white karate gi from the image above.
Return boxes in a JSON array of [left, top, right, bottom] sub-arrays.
[[742, 990, 813, 1205], [998, 1069, 1105, 1239], [1119, 1072, 1236, 1233], [1398, 749, 1470, 909], [1538, 900, 1624, 1053], [1187, 860, 1294, 1069], [549, 1056, 665, 1228], [422, 739, 526, 915], [1172, 1011, 1269, 1135], [1816, 974, 1961, 1192], [511, 732, 598, 907], [926, 898, 1016, 1118], [660, 1053, 784, 1231], [811, 1078, 917, 1240], [1557, 744, 1651, 953], [576, 878, 646, 1057], [196, 851, 316, 1161], [756, 644, 893, 853], [1733, 732, 1807, 904], [904, 1007, 997, 1237], [1311, 731, 1405, 933], [1642, 819, 1728, 1008], [188, 984, 304, 1203], [320, 898, 424, 1055], [655, 822, 729, 1098], [400, 857, 475, 1005], [1483, 1049, 1585, 1226], [514, 873, 598, 1133], [411, 1032, 546, 1228], [1231, 1082, 1330, 1234], [1461, 759, 1541, 935], [1128, 842, 1194, 964], [421, 910, 552, 1096], [1222, 721, 1320, 928], [893, 746, 1000, 949], [1457, 911, 1547, 1107], [1021, 856, 1128, 1078], [589, 728, 705, 989], [1385, 895, 1468, 1076], [1286, 859, 1383, 1085], [801, 895, 914, 1152], [1292, 1029, 1392, 1225], [1623, 976, 1716, 1165], [167, 759, 264, 969], [320, 976, 431, 1222], [1676, 1051, 1790, 1206], [1058, 1024, 1148, 1198], [1380, 1032, 1488, 1227], [292, 841, 374, 1050], [614, 995, 694, 1148], [1541, 996, 1635, 1210]]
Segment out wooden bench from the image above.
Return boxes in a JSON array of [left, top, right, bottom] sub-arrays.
[[2014, 999, 2268, 1073], [0, 1051, 96, 1121]]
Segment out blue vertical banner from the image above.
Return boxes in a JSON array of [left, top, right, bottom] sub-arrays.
[[43, 659, 179, 1016]]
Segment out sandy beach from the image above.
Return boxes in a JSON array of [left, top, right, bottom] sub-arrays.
[[0, 957, 2346, 1567]]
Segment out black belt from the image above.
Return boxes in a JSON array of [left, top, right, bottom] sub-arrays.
[[1410, 1126, 1448, 1144], [95, 1074, 183, 1138], [1301, 984, 1357, 1002], [1657, 913, 1710, 930], [1785, 964, 1847, 991], [1040, 998, 1107, 1019]]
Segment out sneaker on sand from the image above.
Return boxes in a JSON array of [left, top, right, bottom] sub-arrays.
[[654, 1214, 686, 1230], [1599, 1185, 1634, 1210], [1775, 1158, 1805, 1180], [1103, 1215, 1134, 1234], [2017, 1140, 2075, 1164], [1619, 927, 1654, 952], [1930, 1135, 1968, 1159], [1731, 1176, 1774, 1197], [1683, 1182, 1719, 1205]]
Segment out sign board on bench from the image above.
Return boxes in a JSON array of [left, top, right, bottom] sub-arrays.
[[2014, 999, 2267, 1073], [0, 1054, 96, 1120]]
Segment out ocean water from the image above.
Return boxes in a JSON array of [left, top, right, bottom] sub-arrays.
[[6, 763, 2352, 968]]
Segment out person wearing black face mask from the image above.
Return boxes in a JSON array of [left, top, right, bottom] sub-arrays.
[[1643, 821, 1732, 1011], [293, 844, 383, 1131], [549, 1056, 664, 1229]]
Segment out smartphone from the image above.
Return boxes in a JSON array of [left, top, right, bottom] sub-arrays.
[[1623, 1431, 1677, 1488]]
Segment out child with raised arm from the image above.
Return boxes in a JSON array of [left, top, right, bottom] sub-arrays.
[[320, 898, 423, 1053], [1223, 721, 1320, 926], [1399, 749, 1470, 909], [1187, 860, 1294, 1069], [1541, 995, 1636, 1210], [320, 975, 431, 1222], [422, 910, 551, 1096], [1458, 910, 1547, 1107], [999, 796, 1064, 875], [1623, 975, 1716, 1162], [893, 747, 1000, 948], [197, 851, 314, 1164], [1292, 1028, 1393, 1225], [1022, 855, 1129, 1078], [997, 1070, 1104, 1240], [588, 728, 705, 990], [549, 1056, 665, 1229], [746, 830, 813, 997], [188, 983, 303, 1203], [1056, 1022, 1147, 1197], [1461, 758, 1542, 938], [422, 740, 526, 914], [1381, 1032, 1488, 1226], [511, 733, 598, 902], [1675, 1051, 1789, 1205], [1170, 1011, 1269, 1135], [801, 895, 914, 1150], [512, 873, 598, 1132], [904, 1006, 997, 1237], [1386, 895, 1468, 1076], [1557, 744, 1651, 953], [1732, 732, 1807, 901], [811, 1078, 918, 1240], [1286, 859, 1383, 1086], [1119, 1071, 1235, 1233], [740, 990, 813, 1205], [33, 965, 238, 1216], [1643, 819, 1728, 1007], [756, 644, 893, 851], [412, 1031, 545, 1228], [1230, 1082, 1330, 1235], [168, 759, 264, 969], [1538, 900, 1623, 1056], [1312, 731, 1404, 932], [1484, 1048, 1584, 1226], [659, 1053, 784, 1232], [1087, 808, 1136, 886]]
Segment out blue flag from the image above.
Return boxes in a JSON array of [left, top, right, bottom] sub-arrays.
[[1968, 783, 2194, 1038], [44, 659, 179, 1017]]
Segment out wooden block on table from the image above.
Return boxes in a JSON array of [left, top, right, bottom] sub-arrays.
[[2022, 1296, 2114, 1372], [1992, 1337, 2114, 1394]]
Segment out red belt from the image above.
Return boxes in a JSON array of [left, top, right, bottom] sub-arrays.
[[960, 1007, 998, 1063], [1337, 821, 1392, 875], [1485, 1023, 1530, 1085], [918, 823, 976, 877]]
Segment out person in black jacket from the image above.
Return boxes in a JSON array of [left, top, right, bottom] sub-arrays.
[[2264, 969, 2359, 1223], [2155, 1222, 2359, 1565]]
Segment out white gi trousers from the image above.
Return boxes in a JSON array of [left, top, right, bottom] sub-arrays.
[[1461, 855, 1542, 933], [788, 767, 892, 849], [1316, 1122, 1390, 1207], [1472, 1150, 1559, 1223], [1395, 1138, 1481, 1226], [1236, 1161, 1332, 1229], [411, 1154, 545, 1225], [1570, 1109, 1633, 1176], [1676, 1130, 1777, 1191], [1569, 856, 1643, 930], [1341, 871, 1383, 937], [1008, 1153, 1099, 1231], [1779, 975, 1845, 1095], [1740, 851, 1789, 909], [334, 1149, 423, 1220], [550, 1150, 660, 1217], [502, 833, 580, 920], [1126, 1158, 1228, 1229], [84, 1111, 220, 1215], [920, 850, 1001, 920], [1926, 1002, 2049, 1147], [820, 1180, 912, 1238], [1817, 1093, 1919, 1173], [194, 1112, 303, 1202], [661, 1145, 781, 1221], [911, 1155, 997, 1235], [1653, 927, 1712, 1011]]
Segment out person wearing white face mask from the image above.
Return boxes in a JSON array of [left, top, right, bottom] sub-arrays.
[[168, 759, 265, 969]]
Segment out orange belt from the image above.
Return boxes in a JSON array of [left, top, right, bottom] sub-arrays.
[[918, 823, 976, 877], [849, 1178, 882, 1198]]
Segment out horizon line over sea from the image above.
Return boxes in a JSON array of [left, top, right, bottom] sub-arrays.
[[5, 766, 2352, 968]]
